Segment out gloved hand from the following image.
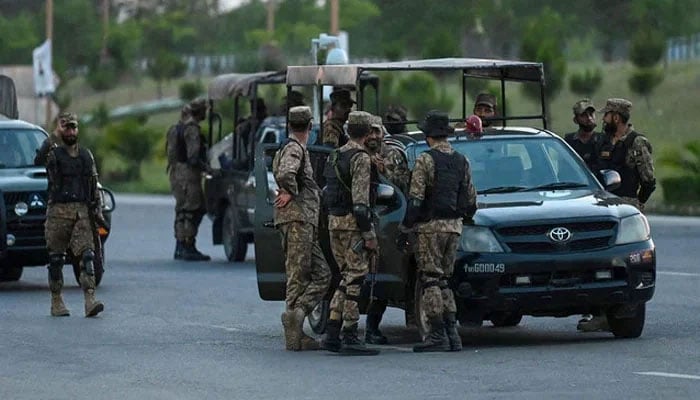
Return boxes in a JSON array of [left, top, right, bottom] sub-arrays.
[[395, 232, 415, 254]]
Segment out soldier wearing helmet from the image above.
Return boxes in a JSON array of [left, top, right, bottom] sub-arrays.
[[166, 98, 211, 261]]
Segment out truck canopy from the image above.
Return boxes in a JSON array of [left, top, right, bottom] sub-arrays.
[[0, 75, 19, 120]]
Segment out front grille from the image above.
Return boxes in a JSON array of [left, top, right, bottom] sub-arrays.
[[496, 219, 617, 254], [499, 267, 627, 288], [7, 218, 46, 247]]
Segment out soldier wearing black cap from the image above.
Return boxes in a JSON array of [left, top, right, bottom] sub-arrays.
[[400, 110, 477, 352], [565, 99, 602, 171], [473, 93, 498, 128], [319, 88, 355, 148]]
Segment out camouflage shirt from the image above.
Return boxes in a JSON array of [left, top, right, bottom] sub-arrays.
[[166, 118, 206, 179], [321, 118, 346, 148], [409, 141, 476, 234], [368, 142, 409, 193], [328, 140, 376, 240], [272, 136, 321, 226]]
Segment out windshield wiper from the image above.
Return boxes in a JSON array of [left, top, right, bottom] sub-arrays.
[[526, 182, 588, 191], [478, 186, 528, 194]]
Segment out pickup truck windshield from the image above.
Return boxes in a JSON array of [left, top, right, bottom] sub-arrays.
[[408, 137, 598, 194], [0, 128, 46, 168]]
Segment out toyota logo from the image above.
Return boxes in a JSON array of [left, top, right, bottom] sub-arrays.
[[548, 227, 572, 243]]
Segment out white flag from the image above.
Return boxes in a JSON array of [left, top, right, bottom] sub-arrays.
[[33, 39, 55, 96]]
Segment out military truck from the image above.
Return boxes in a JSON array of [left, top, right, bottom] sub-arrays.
[[253, 59, 656, 339], [0, 74, 115, 285]]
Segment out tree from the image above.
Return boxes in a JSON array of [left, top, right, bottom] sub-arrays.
[[628, 27, 666, 109], [142, 12, 194, 98], [519, 8, 567, 122], [0, 13, 39, 64], [569, 68, 603, 98]]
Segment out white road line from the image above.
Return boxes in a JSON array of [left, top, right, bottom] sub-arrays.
[[658, 271, 700, 277], [634, 372, 700, 381]]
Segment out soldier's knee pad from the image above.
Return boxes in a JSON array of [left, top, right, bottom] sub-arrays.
[[81, 249, 96, 276], [48, 253, 65, 281]]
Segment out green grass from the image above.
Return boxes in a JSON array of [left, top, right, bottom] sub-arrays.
[[68, 61, 700, 208]]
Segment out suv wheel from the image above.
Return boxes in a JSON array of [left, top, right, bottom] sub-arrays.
[[490, 312, 523, 327], [308, 300, 330, 334], [223, 205, 247, 262], [414, 277, 431, 341], [607, 303, 646, 338], [0, 265, 23, 281]]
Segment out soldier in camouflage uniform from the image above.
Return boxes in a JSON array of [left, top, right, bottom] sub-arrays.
[[473, 93, 498, 128], [166, 99, 211, 261], [361, 115, 410, 344], [401, 111, 477, 352], [319, 89, 354, 148], [273, 106, 331, 351], [44, 113, 105, 317], [564, 99, 601, 172], [579, 98, 656, 333], [321, 111, 380, 356]]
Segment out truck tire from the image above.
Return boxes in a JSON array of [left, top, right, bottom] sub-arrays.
[[607, 303, 646, 338], [223, 205, 247, 262], [308, 300, 330, 334], [0, 265, 23, 281], [490, 312, 523, 327]]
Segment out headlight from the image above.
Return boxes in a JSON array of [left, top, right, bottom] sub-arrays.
[[615, 214, 651, 244], [460, 226, 504, 253]]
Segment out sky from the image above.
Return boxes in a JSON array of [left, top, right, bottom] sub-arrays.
[[220, 0, 246, 12]]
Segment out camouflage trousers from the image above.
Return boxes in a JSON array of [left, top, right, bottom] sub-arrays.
[[279, 222, 331, 315], [169, 170, 206, 242], [45, 203, 95, 257], [415, 232, 459, 319], [329, 230, 369, 329]]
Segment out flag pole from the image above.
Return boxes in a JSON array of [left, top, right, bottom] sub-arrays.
[[45, 0, 54, 130]]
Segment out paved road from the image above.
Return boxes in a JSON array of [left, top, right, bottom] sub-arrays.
[[1, 195, 699, 400]]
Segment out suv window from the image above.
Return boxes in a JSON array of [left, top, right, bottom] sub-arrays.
[[0, 128, 46, 168]]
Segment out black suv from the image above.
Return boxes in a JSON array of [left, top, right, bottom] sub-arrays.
[[253, 59, 655, 339]]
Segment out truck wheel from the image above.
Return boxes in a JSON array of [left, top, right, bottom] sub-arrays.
[[308, 300, 330, 334], [414, 277, 431, 341], [0, 265, 23, 281], [607, 303, 646, 338], [490, 312, 523, 327], [223, 205, 247, 262]]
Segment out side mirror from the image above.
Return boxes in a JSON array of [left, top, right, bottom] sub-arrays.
[[376, 183, 396, 206], [99, 187, 116, 212], [599, 169, 621, 192]]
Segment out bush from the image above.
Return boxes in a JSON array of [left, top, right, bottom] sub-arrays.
[[629, 29, 666, 68], [99, 118, 161, 181], [628, 68, 664, 108], [179, 80, 204, 102], [660, 176, 700, 205], [395, 72, 454, 120]]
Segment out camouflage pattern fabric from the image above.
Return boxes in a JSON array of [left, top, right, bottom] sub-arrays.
[[45, 203, 95, 256], [329, 230, 370, 329], [408, 141, 476, 233], [381, 144, 410, 193], [272, 136, 320, 226], [321, 118, 346, 148], [168, 118, 207, 242], [327, 140, 376, 241], [278, 222, 331, 314], [622, 130, 655, 190], [416, 232, 459, 318]]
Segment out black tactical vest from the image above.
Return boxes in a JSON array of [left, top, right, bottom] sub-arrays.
[[423, 149, 469, 220], [565, 132, 600, 171], [49, 146, 94, 203], [610, 131, 641, 198], [323, 148, 377, 216]]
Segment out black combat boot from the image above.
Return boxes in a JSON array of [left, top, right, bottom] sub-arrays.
[[174, 241, 184, 260], [364, 313, 388, 345], [322, 319, 342, 352], [444, 313, 462, 352], [339, 324, 380, 356], [413, 319, 450, 353], [181, 240, 211, 261]]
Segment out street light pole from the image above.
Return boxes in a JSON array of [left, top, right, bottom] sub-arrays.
[[330, 0, 339, 35], [45, 0, 53, 130]]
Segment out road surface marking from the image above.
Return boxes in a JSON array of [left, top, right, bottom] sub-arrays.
[[634, 372, 700, 380], [658, 271, 700, 277]]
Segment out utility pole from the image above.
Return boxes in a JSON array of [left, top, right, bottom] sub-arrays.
[[101, 0, 109, 64], [45, 0, 53, 130], [330, 0, 339, 35], [266, 0, 276, 34]]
